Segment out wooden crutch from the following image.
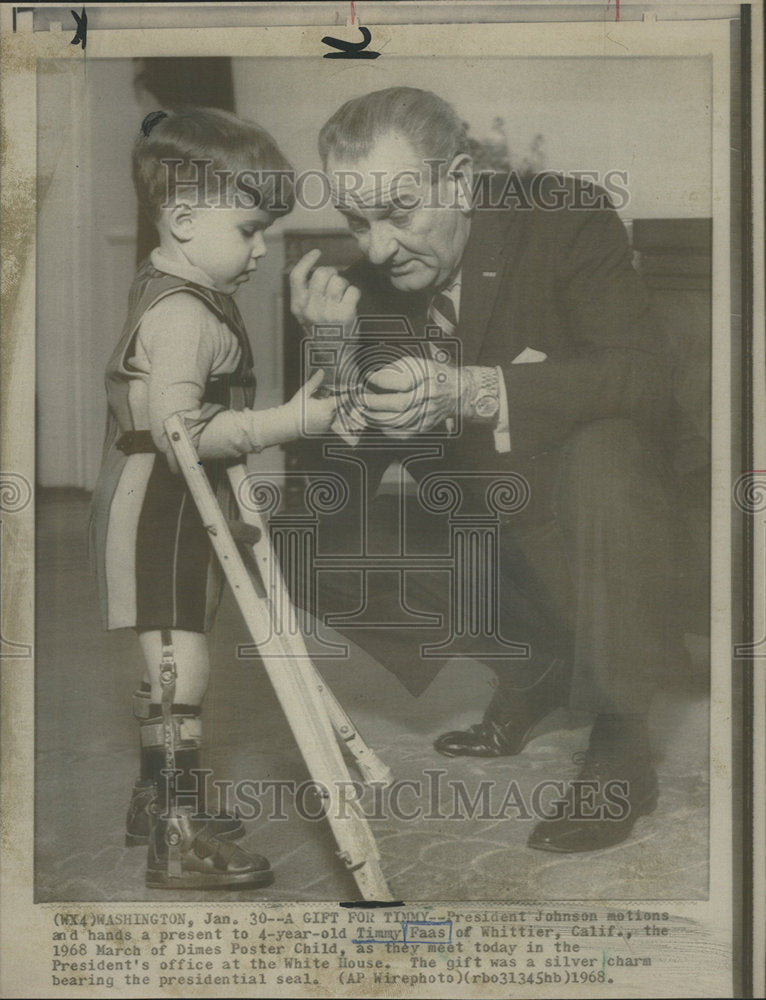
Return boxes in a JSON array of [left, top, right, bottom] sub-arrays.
[[164, 414, 392, 900], [226, 463, 393, 787]]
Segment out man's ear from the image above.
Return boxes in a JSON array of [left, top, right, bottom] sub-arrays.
[[167, 200, 195, 243], [447, 152, 474, 214]]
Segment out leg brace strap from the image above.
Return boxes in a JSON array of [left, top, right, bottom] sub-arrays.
[[139, 716, 202, 748], [132, 683, 151, 720]]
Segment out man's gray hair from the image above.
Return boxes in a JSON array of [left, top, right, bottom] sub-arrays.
[[318, 87, 470, 171]]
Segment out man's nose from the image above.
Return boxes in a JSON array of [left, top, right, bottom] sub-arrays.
[[366, 222, 397, 265]]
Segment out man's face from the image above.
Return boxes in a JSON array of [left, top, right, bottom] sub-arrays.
[[327, 132, 472, 292]]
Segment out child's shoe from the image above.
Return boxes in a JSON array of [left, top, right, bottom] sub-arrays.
[[145, 807, 272, 890], [125, 778, 244, 846]]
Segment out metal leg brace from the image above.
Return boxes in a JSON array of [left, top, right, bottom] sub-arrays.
[[158, 629, 183, 879]]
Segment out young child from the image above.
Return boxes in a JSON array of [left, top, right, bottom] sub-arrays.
[[88, 107, 336, 890]]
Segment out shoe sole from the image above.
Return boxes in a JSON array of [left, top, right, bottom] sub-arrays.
[[125, 831, 150, 848], [145, 868, 274, 890]]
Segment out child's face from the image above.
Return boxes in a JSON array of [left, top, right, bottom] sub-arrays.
[[184, 206, 271, 294]]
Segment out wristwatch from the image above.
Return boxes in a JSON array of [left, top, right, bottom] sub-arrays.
[[470, 367, 500, 421]]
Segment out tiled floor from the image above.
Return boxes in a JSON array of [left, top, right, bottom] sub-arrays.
[[35, 491, 710, 903]]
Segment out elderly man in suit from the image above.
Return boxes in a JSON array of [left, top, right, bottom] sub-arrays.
[[289, 87, 682, 853]]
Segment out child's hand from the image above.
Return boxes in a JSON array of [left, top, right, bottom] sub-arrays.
[[245, 371, 337, 450], [287, 369, 338, 436]]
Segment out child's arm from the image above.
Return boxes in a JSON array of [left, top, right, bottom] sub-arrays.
[[138, 293, 336, 467], [190, 368, 335, 454]]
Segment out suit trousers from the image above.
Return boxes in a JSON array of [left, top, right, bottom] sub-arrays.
[[301, 418, 684, 714]]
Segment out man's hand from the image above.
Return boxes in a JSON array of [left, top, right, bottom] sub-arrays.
[[289, 248, 361, 332], [362, 357, 461, 438]]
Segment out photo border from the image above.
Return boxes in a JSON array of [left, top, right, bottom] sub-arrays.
[[1, 4, 762, 998]]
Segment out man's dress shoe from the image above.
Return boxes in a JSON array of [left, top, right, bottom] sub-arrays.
[[527, 748, 658, 853], [434, 719, 546, 758], [434, 657, 568, 758]]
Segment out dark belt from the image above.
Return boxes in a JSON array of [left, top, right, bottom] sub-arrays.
[[115, 430, 158, 455]]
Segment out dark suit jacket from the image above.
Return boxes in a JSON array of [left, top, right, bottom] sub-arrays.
[[344, 175, 672, 477]]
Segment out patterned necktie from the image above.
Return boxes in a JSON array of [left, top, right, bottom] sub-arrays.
[[427, 282, 460, 373], [427, 285, 459, 337]]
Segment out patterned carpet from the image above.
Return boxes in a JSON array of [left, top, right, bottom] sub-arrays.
[[35, 491, 710, 903]]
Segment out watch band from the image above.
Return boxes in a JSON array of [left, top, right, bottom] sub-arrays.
[[468, 366, 500, 421]]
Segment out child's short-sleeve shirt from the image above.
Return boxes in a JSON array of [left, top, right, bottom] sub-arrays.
[[88, 251, 258, 633]]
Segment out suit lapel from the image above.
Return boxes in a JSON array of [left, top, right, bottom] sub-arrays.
[[457, 209, 516, 364], [355, 207, 524, 364]]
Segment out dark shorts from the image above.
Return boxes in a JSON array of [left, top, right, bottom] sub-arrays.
[[90, 448, 230, 634]]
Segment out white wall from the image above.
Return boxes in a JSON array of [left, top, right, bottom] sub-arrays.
[[36, 55, 712, 488], [37, 58, 141, 489], [234, 55, 712, 228]]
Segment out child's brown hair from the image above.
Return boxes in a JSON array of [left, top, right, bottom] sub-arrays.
[[133, 107, 295, 221]]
